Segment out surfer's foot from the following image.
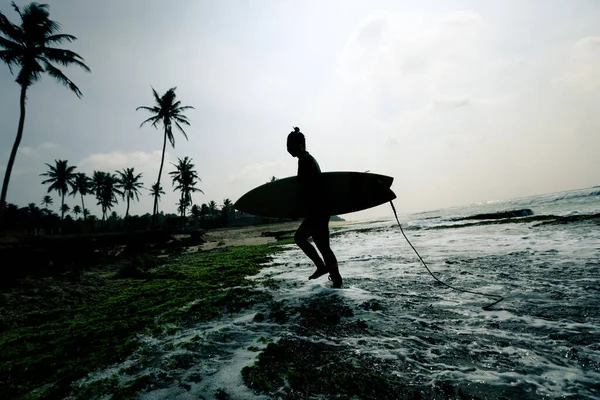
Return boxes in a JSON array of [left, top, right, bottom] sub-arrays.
[[328, 263, 343, 288], [308, 266, 328, 280]]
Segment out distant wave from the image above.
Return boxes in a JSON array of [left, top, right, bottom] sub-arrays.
[[532, 213, 600, 227], [428, 212, 600, 230], [453, 208, 533, 222], [541, 188, 600, 204]]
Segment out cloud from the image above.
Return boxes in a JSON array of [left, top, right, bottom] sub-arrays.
[[16, 142, 59, 158], [227, 161, 287, 185], [433, 96, 473, 109], [560, 36, 600, 92], [79, 150, 165, 172]]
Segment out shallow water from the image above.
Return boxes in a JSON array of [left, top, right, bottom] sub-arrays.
[[73, 188, 600, 399]]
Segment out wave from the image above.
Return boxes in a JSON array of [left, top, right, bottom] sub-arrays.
[[428, 213, 600, 230], [532, 213, 600, 227], [453, 208, 533, 221]]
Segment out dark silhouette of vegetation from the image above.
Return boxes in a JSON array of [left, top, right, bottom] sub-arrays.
[[0, 2, 90, 215], [149, 182, 165, 214], [91, 171, 123, 221], [40, 159, 77, 220], [72, 204, 81, 219], [222, 198, 234, 223], [116, 168, 143, 218], [71, 172, 92, 217], [170, 156, 203, 226], [136, 87, 194, 225], [41, 194, 53, 211]]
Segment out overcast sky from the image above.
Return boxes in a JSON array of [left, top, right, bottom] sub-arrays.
[[1, 0, 599, 220]]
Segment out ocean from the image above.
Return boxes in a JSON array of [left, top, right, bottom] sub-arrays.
[[76, 186, 600, 399]]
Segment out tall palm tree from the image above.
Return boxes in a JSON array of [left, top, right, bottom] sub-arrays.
[[41, 194, 53, 210], [91, 171, 122, 221], [169, 156, 203, 221], [72, 204, 81, 219], [70, 172, 91, 216], [116, 167, 143, 218], [136, 87, 194, 223], [0, 2, 90, 215], [149, 182, 165, 214], [208, 200, 218, 218], [40, 159, 76, 220]]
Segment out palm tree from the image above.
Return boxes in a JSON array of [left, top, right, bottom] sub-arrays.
[[136, 87, 194, 224], [41, 194, 53, 211], [191, 204, 200, 220], [169, 156, 203, 222], [91, 171, 122, 221], [72, 204, 81, 219], [116, 167, 143, 218], [208, 200, 218, 219], [70, 172, 91, 215], [0, 2, 90, 215], [149, 182, 165, 214], [40, 159, 77, 220], [222, 198, 234, 222], [60, 203, 70, 216]]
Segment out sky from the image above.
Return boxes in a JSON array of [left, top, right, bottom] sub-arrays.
[[1, 0, 599, 221]]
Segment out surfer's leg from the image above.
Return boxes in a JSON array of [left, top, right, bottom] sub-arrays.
[[312, 216, 342, 288], [295, 218, 327, 276]]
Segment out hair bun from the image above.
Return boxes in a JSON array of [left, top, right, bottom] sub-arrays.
[[294, 127, 300, 133]]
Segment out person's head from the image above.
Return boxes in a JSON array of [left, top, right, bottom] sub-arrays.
[[287, 126, 306, 157]]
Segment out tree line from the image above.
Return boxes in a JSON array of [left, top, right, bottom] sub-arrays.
[[0, 3, 245, 231]]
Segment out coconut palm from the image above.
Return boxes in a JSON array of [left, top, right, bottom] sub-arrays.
[[116, 167, 143, 218], [72, 204, 81, 219], [70, 172, 91, 216], [60, 203, 70, 216], [222, 198, 234, 222], [169, 156, 203, 221], [91, 171, 122, 221], [149, 182, 165, 214], [208, 200, 218, 218], [40, 159, 77, 220], [41, 194, 53, 210], [0, 2, 90, 214], [136, 87, 194, 223]]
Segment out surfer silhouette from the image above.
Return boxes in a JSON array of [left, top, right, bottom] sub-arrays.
[[287, 127, 342, 288]]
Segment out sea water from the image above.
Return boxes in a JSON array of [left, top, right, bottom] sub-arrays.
[[74, 186, 600, 399]]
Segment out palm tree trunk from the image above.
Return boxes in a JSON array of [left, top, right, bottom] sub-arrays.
[[0, 85, 28, 215], [153, 130, 168, 226], [80, 194, 85, 218], [126, 196, 130, 218], [61, 193, 65, 220]]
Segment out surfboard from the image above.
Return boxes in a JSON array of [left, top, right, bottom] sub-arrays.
[[234, 171, 396, 218]]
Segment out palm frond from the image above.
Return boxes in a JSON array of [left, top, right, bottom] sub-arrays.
[[42, 47, 90, 72], [136, 105, 160, 112], [0, 35, 20, 51], [45, 33, 77, 44], [139, 114, 161, 128], [166, 127, 175, 147], [0, 10, 23, 42], [174, 121, 189, 140], [41, 60, 83, 97]]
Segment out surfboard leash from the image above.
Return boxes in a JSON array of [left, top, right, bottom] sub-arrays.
[[389, 201, 504, 311]]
